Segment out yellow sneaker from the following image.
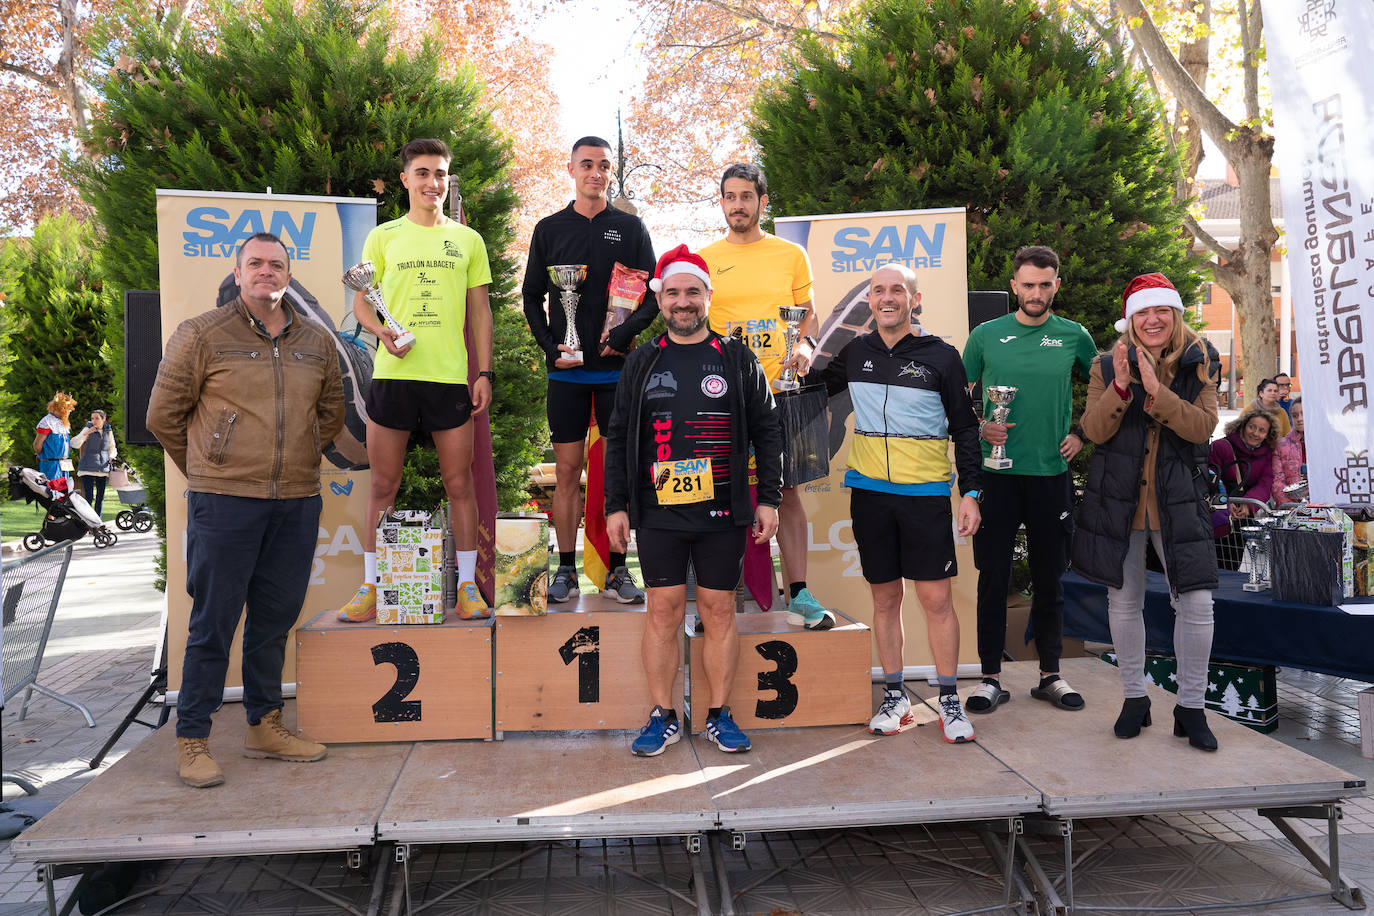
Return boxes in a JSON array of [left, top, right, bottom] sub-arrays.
[[455, 580, 490, 619], [336, 583, 376, 622], [244, 709, 328, 762]]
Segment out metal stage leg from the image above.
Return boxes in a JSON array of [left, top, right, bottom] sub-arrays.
[[1014, 817, 1069, 916], [708, 831, 737, 916], [686, 833, 713, 916], [1261, 803, 1367, 910], [89, 664, 169, 769], [21, 682, 96, 728], [976, 818, 1037, 914], [1, 772, 39, 795]]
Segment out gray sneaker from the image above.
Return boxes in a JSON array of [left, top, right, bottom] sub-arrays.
[[602, 565, 646, 604], [548, 565, 579, 603]]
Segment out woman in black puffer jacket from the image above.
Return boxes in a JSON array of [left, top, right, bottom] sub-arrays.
[[1071, 274, 1221, 751]]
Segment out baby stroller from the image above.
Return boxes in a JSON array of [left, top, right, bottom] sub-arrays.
[[110, 463, 155, 533], [7, 466, 118, 550]]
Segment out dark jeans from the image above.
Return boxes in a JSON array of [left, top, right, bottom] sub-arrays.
[[972, 471, 1073, 675], [176, 492, 321, 738], [80, 474, 108, 515]]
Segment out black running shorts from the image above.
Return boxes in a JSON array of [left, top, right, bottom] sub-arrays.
[[850, 487, 957, 583], [546, 379, 617, 444], [636, 526, 748, 591], [368, 379, 473, 432]]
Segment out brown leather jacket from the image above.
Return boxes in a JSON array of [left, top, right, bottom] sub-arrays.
[[147, 298, 344, 499]]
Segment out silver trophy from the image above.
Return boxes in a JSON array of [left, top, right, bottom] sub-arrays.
[[548, 264, 588, 364], [342, 261, 415, 349], [1240, 524, 1271, 592], [773, 304, 810, 391], [982, 386, 1018, 469]]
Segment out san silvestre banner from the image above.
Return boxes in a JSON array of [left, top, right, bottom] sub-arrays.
[[1264, 0, 1374, 508], [156, 190, 376, 694], [775, 207, 977, 674]]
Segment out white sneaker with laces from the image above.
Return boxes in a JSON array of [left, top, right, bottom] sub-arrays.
[[868, 691, 914, 735], [936, 693, 976, 744]]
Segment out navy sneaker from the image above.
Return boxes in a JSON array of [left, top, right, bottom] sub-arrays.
[[704, 707, 752, 753], [631, 706, 681, 757]]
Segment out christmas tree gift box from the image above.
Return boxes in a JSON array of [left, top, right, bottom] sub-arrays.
[[376, 506, 446, 624], [494, 513, 549, 616]]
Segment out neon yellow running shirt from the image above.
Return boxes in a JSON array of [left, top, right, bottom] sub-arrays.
[[362, 216, 492, 384]]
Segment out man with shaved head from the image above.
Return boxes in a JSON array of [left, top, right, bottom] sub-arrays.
[[821, 262, 983, 743]]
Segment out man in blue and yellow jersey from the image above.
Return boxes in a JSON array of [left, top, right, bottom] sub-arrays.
[[338, 138, 494, 622], [701, 163, 833, 630], [822, 263, 983, 744]]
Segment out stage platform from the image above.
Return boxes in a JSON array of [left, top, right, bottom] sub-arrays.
[[11, 657, 1368, 913]]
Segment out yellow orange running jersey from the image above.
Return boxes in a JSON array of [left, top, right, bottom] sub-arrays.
[[701, 234, 813, 383]]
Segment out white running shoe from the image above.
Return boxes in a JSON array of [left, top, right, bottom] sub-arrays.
[[936, 693, 976, 744], [868, 691, 914, 735]]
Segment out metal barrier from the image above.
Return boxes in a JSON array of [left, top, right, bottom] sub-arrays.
[[3, 541, 94, 726]]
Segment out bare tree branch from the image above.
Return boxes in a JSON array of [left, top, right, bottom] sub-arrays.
[[0, 61, 59, 90], [1185, 211, 1232, 261], [700, 0, 841, 40]]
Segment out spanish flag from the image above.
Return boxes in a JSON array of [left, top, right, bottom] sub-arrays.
[[583, 409, 610, 591]]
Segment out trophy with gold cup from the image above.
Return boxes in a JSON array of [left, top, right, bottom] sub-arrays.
[[982, 385, 1018, 470]]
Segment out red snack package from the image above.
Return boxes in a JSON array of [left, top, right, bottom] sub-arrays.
[[604, 262, 649, 338]]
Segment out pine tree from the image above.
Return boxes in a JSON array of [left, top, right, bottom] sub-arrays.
[[752, 0, 1204, 340], [0, 213, 118, 470], [74, 0, 546, 581]]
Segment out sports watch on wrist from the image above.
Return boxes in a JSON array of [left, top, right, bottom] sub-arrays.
[[965, 489, 983, 503]]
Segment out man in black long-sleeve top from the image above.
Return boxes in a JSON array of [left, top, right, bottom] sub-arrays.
[[522, 136, 659, 604]]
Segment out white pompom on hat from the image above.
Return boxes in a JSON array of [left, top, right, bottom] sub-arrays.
[[649, 244, 712, 293], [1116, 272, 1183, 333]]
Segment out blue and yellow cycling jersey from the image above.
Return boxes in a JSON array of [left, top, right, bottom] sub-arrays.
[[821, 330, 983, 497]]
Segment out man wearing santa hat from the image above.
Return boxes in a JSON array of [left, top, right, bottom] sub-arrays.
[[605, 245, 784, 757]]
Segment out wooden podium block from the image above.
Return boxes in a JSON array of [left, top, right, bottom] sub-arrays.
[[295, 610, 493, 743], [687, 611, 871, 729], [495, 603, 682, 732]]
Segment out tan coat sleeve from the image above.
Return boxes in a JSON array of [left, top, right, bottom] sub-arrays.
[[1080, 358, 1131, 444], [316, 343, 345, 448], [145, 320, 204, 477], [1143, 362, 1218, 445]]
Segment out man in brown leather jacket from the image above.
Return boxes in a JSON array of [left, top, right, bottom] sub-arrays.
[[147, 231, 344, 788]]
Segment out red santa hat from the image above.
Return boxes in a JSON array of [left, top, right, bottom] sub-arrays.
[[1116, 272, 1183, 333], [649, 244, 712, 293]]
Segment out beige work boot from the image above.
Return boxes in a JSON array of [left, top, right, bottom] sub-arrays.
[[176, 737, 224, 788], [244, 708, 328, 762]]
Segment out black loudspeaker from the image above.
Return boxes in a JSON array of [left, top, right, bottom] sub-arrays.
[[124, 291, 163, 446], [968, 290, 1011, 329]]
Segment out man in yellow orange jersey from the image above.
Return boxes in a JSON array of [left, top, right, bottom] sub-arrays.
[[701, 164, 833, 629]]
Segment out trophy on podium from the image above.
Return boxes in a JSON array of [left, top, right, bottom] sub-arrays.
[[773, 304, 810, 391], [342, 261, 415, 349], [548, 264, 588, 364], [982, 386, 1018, 469]]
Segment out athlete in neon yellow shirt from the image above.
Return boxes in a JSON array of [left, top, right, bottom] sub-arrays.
[[340, 138, 494, 622]]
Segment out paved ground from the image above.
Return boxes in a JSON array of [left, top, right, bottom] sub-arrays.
[[2, 526, 1370, 915]]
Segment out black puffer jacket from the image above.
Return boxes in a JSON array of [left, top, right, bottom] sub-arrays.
[[1071, 340, 1219, 594]]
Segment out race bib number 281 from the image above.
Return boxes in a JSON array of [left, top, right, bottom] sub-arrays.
[[652, 458, 715, 505]]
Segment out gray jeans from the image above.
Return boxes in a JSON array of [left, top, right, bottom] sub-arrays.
[[1107, 529, 1214, 708]]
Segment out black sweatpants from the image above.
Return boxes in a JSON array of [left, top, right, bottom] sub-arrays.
[[972, 471, 1073, 675]]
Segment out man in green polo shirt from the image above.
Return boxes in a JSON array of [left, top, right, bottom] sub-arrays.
[[961, 245, 1097, 715]]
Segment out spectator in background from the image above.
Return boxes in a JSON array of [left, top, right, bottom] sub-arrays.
[[1251, 378, 1291, 438], [1208, 405, 1280, 569], [1274, 394, 1305, 504], [1273, 372, 1294, 420], [34, 392, 77, 483], [72, 409, 117, 514]]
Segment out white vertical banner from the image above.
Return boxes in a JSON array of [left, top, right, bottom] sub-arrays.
[[1264, 0, 1374, 507]]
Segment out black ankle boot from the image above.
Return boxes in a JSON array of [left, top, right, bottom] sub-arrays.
[[1172, 705, 1218, 751], [1113, 696, 1152, 738]]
